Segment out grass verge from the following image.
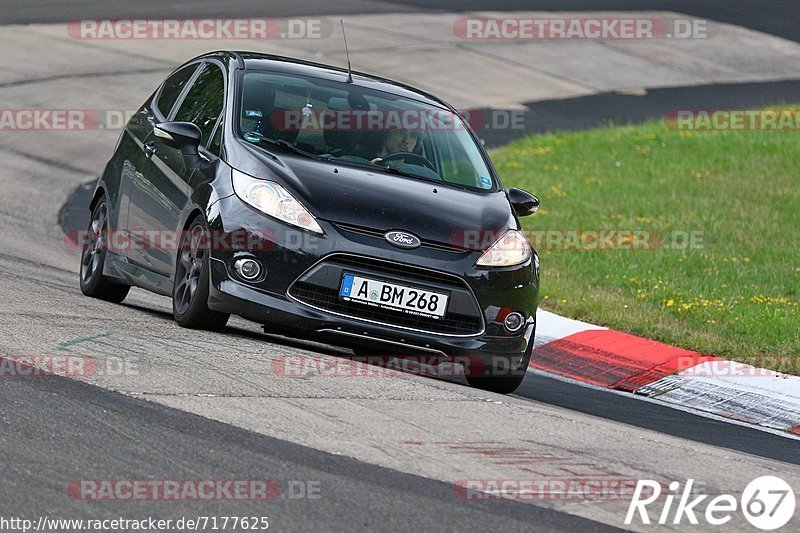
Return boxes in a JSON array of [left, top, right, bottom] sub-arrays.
[[491, 115, 799, 368]]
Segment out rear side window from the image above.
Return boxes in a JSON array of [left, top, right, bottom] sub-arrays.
[[173, 63, 225, 144], [156, 65, 197, 117]]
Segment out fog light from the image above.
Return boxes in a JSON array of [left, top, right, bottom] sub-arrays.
[[234, 258, 262, 281], [504, 312, 525, 333]]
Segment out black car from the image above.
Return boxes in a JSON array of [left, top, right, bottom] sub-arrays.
[[79, 51, 540, 393]]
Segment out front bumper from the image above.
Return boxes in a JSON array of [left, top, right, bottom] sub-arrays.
[[206, 195, 539, 369]]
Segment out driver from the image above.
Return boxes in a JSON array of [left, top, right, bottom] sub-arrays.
[[370, 129, 421, 164]]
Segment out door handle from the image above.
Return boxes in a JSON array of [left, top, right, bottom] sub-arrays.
[[143, 141, 156, 158]]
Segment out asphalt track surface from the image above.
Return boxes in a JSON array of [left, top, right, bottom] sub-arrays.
[[2, 369, 613, 532], [2, 1, 799, 43], [2, 2, 800, 532], [476, 80, 800, 147], [5, 1, 800, 147]]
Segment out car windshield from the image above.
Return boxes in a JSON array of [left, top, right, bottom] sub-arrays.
[[238, 71, 495, 192]]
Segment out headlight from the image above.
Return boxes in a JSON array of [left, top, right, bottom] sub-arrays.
[[232, 169, 323, 235], [476, 230, 531, 267]]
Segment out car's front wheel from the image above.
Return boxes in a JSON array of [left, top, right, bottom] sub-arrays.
[[466, 373, 527, 395], [172, 216, 230, 331], [79, 196, 130, 303], [465, 351, 532, 394]]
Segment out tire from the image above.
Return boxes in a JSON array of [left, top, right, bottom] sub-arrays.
[[79, 196, 130, 303], [172, 216, 230, 330], [465, 350, 532, 395], [465, 372, 527, 395]]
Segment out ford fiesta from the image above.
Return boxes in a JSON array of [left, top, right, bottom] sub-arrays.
[[79, 51, 540, 393]]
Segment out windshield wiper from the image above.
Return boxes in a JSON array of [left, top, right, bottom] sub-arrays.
[[375, 164, 468, 189], [253, 137, 324, 161], [377, 164, 429, 179], [333, 158, 468, 189]]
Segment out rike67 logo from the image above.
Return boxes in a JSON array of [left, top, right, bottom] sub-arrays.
[[626, 476, 796, 530]]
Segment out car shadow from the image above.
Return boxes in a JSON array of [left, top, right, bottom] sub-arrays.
[[119, 300, 472, 386]]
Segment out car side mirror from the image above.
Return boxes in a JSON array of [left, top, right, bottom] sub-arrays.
[[154, 121, 202, 154], [507, 187, 539, 217], [154, 121, 207, 169]]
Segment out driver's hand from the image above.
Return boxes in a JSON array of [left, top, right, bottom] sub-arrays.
[[370, 157, 383, 164]]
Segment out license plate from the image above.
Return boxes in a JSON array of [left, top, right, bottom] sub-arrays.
[[339, 273, 449, 319]]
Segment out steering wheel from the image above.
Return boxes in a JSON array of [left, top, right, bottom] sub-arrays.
[[378, 152, 436, 171]]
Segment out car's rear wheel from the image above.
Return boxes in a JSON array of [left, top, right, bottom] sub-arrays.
[[79, 196, 130, 303], [172, 217, 230, 330]]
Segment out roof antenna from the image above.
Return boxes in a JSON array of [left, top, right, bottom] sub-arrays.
[[340, 19, 353, 83]]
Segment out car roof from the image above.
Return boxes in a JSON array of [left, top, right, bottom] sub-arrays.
[[196, 50, 453, 111]]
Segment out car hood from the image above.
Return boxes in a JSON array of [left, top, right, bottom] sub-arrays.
[[229, 141, 515, 249]]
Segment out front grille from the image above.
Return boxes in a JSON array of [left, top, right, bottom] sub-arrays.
[[332, 255, 464, 288], [334, 222, 469, 254], [287, 254, 483, 336]]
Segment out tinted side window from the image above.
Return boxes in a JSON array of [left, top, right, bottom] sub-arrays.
[[156, 65, 197, 117], [173, 64, 225, 144], [208, 121, 223, 156]]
